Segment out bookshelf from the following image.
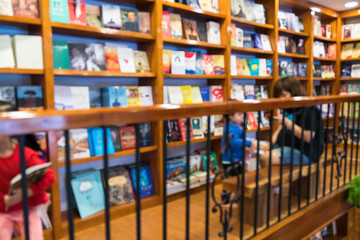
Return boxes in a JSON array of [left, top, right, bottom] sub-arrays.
[[0, 0, 350, 239]]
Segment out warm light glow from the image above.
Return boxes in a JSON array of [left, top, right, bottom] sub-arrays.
[[310, 7, 321, 12], [345, 1, 358, 8], [311, 11, 315, 16]]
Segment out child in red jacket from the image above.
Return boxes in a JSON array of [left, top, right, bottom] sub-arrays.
[[0, 101, 55, 240]]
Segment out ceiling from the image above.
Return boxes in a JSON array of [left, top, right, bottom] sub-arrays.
[[307, 0, 359, 12]]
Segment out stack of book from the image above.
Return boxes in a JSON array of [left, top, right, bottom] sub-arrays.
[[313, 15, 333, 38], [230, 56, 272, 77], [278, 11, 304, 32], [277, 36, 306, 55], [313, 41, 336, 58], [278, 62, 307, 78], [230, 0, 266, 24], [313, 65, 335, 79]]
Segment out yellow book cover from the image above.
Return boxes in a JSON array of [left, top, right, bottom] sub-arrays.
[[341, 43, 353, 59], [163, 49, 172, 73], [212, 55, 225, 75], [191, 86, 203, 103], [353, 43, 360, 58], [239, 58, 251, 76], [126, 86, 141, 107], [180, 85, 193, 104]]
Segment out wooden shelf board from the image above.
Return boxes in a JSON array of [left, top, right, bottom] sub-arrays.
[[167, 136, 221, 148], [0, 68, 44, 75], [58, 146, 158, 167], [341, 38, 360, 43], [313, 57, 336, 62], [51, 22, 155, 41], [231, 75, 273, 80], [162, 1, 225, 20], [313, 77, 336, 81], [278, 28, 309, 37], [231, 16, 274, 30], [0, 15, 41, 25], [278, 52, 309, 59], [164, 73, 225, 79], [313, 35, 337, 43], [276, 76, 308, 81], [231, 46, 273, 55], [246, 127, 271, 133], [340, 78, 360, 81], [53, 69, 156, 78], [163, 37, 226, 49], [341, 58, 360, 62]]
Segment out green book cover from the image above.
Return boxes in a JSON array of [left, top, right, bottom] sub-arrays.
[[53, 40, 70, 70], [50, 0, 69, 23]]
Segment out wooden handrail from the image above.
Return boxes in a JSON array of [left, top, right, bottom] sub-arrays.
[[0, 95, 359, 135]]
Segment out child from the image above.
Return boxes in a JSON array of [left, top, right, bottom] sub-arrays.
[[0, 101, 55, 240], [221, 111, 256, 176]]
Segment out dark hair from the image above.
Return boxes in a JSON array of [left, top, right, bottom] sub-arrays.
[[273, 76, 306, 98]]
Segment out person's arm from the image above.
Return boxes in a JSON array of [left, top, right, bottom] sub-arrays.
[[274, 115, 314, 143], [272, 126, 282, 145]]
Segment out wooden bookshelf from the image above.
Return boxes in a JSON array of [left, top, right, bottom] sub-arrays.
[[313, 77, 336, 81], [53, 69, 156, 78], [163, 37, 226, 49], [167, 136, 221, 148], [313, 57, 337, 62], [231, 16, 274, 30], [341, 38, 360, 43], [340, 58, 360, 62], [164, 73, 225, 79], [247, 127, 271, 133], [231, 46, 274, 55], [314, 36, 337, 43], [0, 68, 44, 75], [340, 78, 360, 81], [278, 53, 309, 59], [0, 15, 41, 25], [231, 76, 273, 80], [278, 28, 309, 37]]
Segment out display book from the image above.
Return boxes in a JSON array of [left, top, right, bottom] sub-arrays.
[[164, 0, 219, 14], [313, 15, 333, 39], [0, 85, 44, 111], [313, 84, 335, 118], [0, 0, 38, 18], [339, 83, 360, 118], [230, 0, 266, 24], [230, 26, 272, 52], [230, 56, 272, 77], [50, 0, 150, 34]]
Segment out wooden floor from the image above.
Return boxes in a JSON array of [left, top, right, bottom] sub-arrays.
[[59, 157, 358, 240]]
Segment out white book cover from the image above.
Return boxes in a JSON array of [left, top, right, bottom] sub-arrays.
[[260, 34, 272, 51], [70, 86, 90, 109], [318, 42, 325, 57], [163, 86, 169, 104], [171, 51, 185, 75], [313, 41, 320, 57], [351, 64, 360, 78], [168, 86, 183, 104], [0, 35, 15, 68], [259, 58, 267, 76], [277, 36, 286, 53], [231, 83, 237, 99], [101, 4, 122, 28], [117, 47, 136, 73], [260, 85, 269, 99], [209, 85, 223, 102], [13, 35, 43, 69], [54, 85, 73, 110], [236, 84, 245, 100], [191, 86, 203, 103], [0, 0, 13, 16], [198, 0, 212, 12], [236, 28, 243, 47], [243, 1, 255, 21], [230, 55, 237, 76], [353, 24, 360, 39], [278, 12, 287, 29], [211, 0, 219, 13], [293, 15, 299, 32], [253, 4, 265, 24], [139, 86, 154, 106], [206, 21, 221, 44], [70, 128, 90, 159]]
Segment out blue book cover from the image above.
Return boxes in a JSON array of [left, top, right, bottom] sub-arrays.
[[16, 86, 43, 111], [266, 59, 273, 76], [89, 87, 102, 108], [195, 51, 205, 75], [71, 170, 105, 219], [166, 156, 186, 179], [200, 86, 210, 102], [102, 86, 128, 108], [129, 164, 155, 199], [249, 58, 260, 76], [254, 34, 262, 49], [50, 0, 69, 23], [88, 127, 115, 156]]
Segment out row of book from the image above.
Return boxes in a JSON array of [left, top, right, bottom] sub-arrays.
[[230, 0, 267, 24], [50, 0, 150, 34], [342, 63, 360, 78], [278, 62, 307, 78], [313, 16, 333, 39], [0, 35, 43, 69], [313, 85, 334, 118], [277, 36, 305, 55], [53, 40, 150, 73], [230, 29, 272, 51], [57, 123, 152, 160], [163, 50, 224, 75], [162, 12, 220, 44], [313, 41, 336, 59], [163, 85, 222, 104], [165, 0, 219, 13], [0, 86, 43, 111], [313, 65, 335, 79], [71, 164, 154, 218], [278, 11, 304, 33], [341, 43, 360, 59], [342, 24, 360, 40], [55, 85, 153, 110], [0, 0, 38, 18], [339, 84, 360, 118], [231, 57, 272, 77]]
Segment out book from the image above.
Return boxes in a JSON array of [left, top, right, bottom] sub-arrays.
[[261, 34, 272, 51], [8, 162, 51, 195], [129, 164, 155, 199], [138, 11, 150, 34], [101, 4, 122, 29], [236, 27, 243, 47], [200, 86, 209, 102], [89, 87, 102, 108], [87, 127, 115, 156], [133, 50, 150, 73], [106, 166, 135, 206], [70, 86, 90, 109], [231, 0, 246, 18], [342, 24, 353, 39], [168, 86, 183, 104], [182, 19, 199, 41], [185, 52, 196, 74], [238, 58, 250, 75], [13, 35, 43, 69], [12, 0, 38, 18], [162, 11, 171, 38], [196, 21, 208, 42], [249, 58, 260, 76], [0, 35, 15, 68], [50, 0, 69, 23], [0, 86, 16, 106], [139, 86, 153, 106], [54, 85, 73, 110], [102, 86, 128, 107], [53, 40, 70, 70], [68, 43, 87, 70], [209, 85, 222, 102], [139, 122, 152, 147], [85, 4, 102, 28], [117, 47, 136, 73], [341, 43, 353, 59], [84, 43, 106, 71], [206, 21, 221, 44], [119, 125, 136, 150], [68, 0, 86, 26], [212, 55, 224, 75], [121, 7, 139, 32], [186, 0, 200, 8], [243, 33, 253, 48], [16, 86, 43, 111], [254, 34, 262, 49], [191, 86, 203, 103], [166, 120, 182, 142], [109, 126, 122, 152], [198, 0, 212, 11], [166, 156, 186, 178], [126, 86, 141, 107], [191, 117, 204, 139], [171, 50, 185, 75], [178, 118, 194, 141], [195, 51, 205, 74], [170, 13, 182, 39], [180, 85, 192, 104], [163, 49, 172, 73], [69, 128, 90, 159], [203, 54, 215, 75], [104, 44, 120, 71]]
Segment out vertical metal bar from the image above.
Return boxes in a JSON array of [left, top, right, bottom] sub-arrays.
[[135, 124, 141, 240], [323, 104, 330, 197], [102, 127, 110, 240], [185, 118, 191, 240], [298, 108, 306, 210], [163, 121, 168, 240], [239, 113, 247, 240], [344, 102, 351, 184], [288, 108, 296, 215], [315, 105, 323, 201], [330, 104, 337, 193], [307, 107, 315, 206], [19, 135, 30, 240], [64, 130, 74, 240], [278, 112, 286, 221], [253, 111, 261, 235], [338, 102, 345, 189], [350, 102, 356, 181], [205, 116, 211, 240], [266, 110, 274, 228], [356, 102, 360, 176]]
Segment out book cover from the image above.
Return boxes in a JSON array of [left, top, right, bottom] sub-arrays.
[[166, 157, 186, 178], [53, 40, 70, 70], [253, 3, 265, 24], [212, 54, 224, 75], [185, 51, 196, 74], [182, 19, 199, 41], [106, 166, 134, 206], [126, 86, 141, 107], [50, 0, 69, 23], [298, 63, 307, 77], [84, 43, 106, 71], [341, 43, 353, 59], [243, 33, 253, 48], [16, 86, 43, 111], [196, 21, 207, 42], [101, 4, 121, 29], [104, 44, 120, 71], [119, 125, 136, 150], [0, 35, 15, 68], [206, 21, 221, 44], [138, 11, 150, 34], [71, 170, 105, 219], [326, 24, 332, 39], [0, 0, 12, 16], [199, 152, 218, 171], [139, 122, 152, 147], [203, 54, 215, 75], [121, 7, 139, 32], [246, 112, 258, 129], [328, 43, 336, 59], [238, 58, 250, 75], [87, 127, 115, 156], [244, 85, 255, 100], [68, 0, 86, 26], [70, 128, 90, 159], [54, 85, 73, 110], [191, 86, 203, 103], [236, 27, 243, 47], [259, 58, 266, 76], [230, 23, 236, 46], [198, 0, 212, 11], [69, 86, 90, 109], [89, 87, 102, 108], [12, 0, 38, 18], [231, 0, 245, 17], [0, 86, 15, 106], [163, 49, 172, 73], [117, 47, 136, 73], [186, 0, 200, 8], [13, 35, 43, 69], [191, 117, 204, 139], [209, 85, 223, 102], [68, 43, 87, 70], [162, 11, 171, 37], [266, 59, 273, 76], [180, 85, 193, 104], [166, 120, 181, 142], [254, 34, 262, 49], [129, 164, 155, 199], [249, 58, 260, 76], [261, 34, 272, 51], [171, 50, 185, 75], [168, 86, 183, 104], [133, 50, 150, 73], [342, 24, 353, 40], [102, 86, 128, 107], [109, 126, 122, 152], [139, 86, 153, 106], [243, 1, 255, 21], [199, 86, 209, 102], [195, 51, 205, 74], [85, 4, 102, 28], [170, 13, 182, 39], [230, 55, 237, 76], [178, 118, 194, 141]]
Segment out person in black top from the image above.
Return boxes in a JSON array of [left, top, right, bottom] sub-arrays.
[[260, 77, 324, 166]]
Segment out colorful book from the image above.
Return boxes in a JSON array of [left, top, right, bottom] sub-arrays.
[[195, 51, 205, 74], [182, 19, 199, 41], [50, 0, 69, 23], [177, 118, 194, 141], [212, 55, 224, 75], [249, 58, 260, 76], [185, 52, 196, 74], [203, 54, 215, 75], [117, 47, 136, 73], [180, 85, 193, 104], [102, 86, 128, 108], [119, 125, 136, 150], [191, 117, 204, 139], [129, 164, 155, 199], [200, 86, 210, 102], [163, 49, 172, 73], [53, 40, 70, 70], [104, 44, 120, 71], [101, 4, 122, 28], [68, 0, 86, 26], [209, 85, 223, 102], [70, 128, 90, 159], [126, 86, 141, 107], [133, 50, 150, 73], [106, 166, 135, 206], [166, 156, 186, 178], [121, 7, 139, 32], [16, 86, 43, 111], [162, 11, 171, 37], [138, 11, 150, 34], [85, 4, 102, 28], [87, 127, 115, 156], [89, 87, 102, 108], [166, 120, 181, 142], [12, 0, 38, 18]]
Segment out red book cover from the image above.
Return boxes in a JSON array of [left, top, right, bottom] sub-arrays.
[[119, 126, 136, 150], [177, 118, 194, 141], [202, 54, 215, 75], [328, 43, 336, 59], [162, 11, 171, 38], [246, 112, 258, 130], [68, 0, 87, 26]]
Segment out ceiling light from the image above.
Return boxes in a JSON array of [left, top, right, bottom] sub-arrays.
[[345, 1, 358, 8], [311, 11, 315, 16], [310, 7, 321, 12]]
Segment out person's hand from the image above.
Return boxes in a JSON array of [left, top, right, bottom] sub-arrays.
[[246, 139, 257, 154], [4, 188, 33, 211], [273, 114, 283, 125], [273, 114, 292, 129]]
